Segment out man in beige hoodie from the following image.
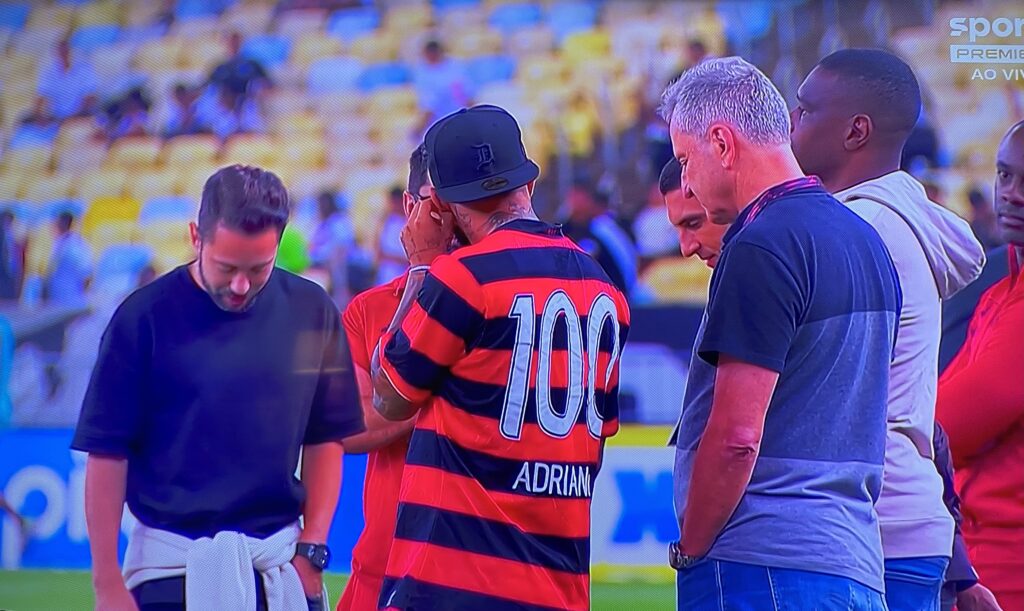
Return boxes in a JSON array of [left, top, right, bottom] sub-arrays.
[[791, 49, 997, 611]]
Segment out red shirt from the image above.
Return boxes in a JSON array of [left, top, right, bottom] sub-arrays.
[[378, 220, 630, 611], [337, 275, 408, 611], [937, 249, 1024, 610]]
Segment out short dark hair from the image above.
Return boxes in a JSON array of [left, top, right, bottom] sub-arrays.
[[56, 211, 75, 232], [197, 165, 290, 241], [408, 144, 429, 194], [424, 40, 442, 55], [817, 48, 922, 134], [659, 157, 682, 195]]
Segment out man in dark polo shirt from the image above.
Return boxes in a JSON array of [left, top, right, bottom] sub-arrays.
[[660, 57, 901, 609], [72, 165, 364, 611]]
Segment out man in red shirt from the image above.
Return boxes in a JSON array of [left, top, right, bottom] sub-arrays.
[[337, 146, 433, 611], [937, 120, 1024, 611]]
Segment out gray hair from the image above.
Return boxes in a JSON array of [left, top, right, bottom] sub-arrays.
[[659, 56, 791, 146]]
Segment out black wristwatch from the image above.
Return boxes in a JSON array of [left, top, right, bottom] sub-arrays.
[[296, 542, 331, 571], [668, 541, 702, 570]]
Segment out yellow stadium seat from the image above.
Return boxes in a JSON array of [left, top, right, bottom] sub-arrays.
[[367, 86, 418, 115], [56, 140, 108, 174], [265, 88, 312, 121], [517, 53, 566, 85], [325, 136, 379, 167], [291, 32, 344, 69], [0, 172, 25, 201], [77, 170, 128, 202], [370, 110, 420, 140], [176, 164, 223, 201], [275, 9, 327, 38], [1, 145, 52, 174], [181, 36, 230, 71], [25, 225, 55, 277], [349, 32, 399, 64], [439, 6, 486, 30], [27, 5, 75, 30], [127, 170, 180, 200], [384, 4, 433, 32], [125, 2, 162, 27], [313, 92, 364, 119], [223, 134, 280, 167], [57, 118, 101, 150], [290, 168, 346, 200], [83, 195, 143, 249], [164, 135, 221, 168], [280, 139, 327, 168], [639, 258, 713, 305], [74, 1, 121, 27], [0, 52, 37, 83], [171, 16, 221, 39], [106, 137, 163, 170], [221, 4, 274, 38], [562, 29, 612, 64], [23, 172, 76, 203], [271, 111, 324, 138], [325, 113, 372, 140], [449, 28, 505, 59], [135, 37, 185, 72]]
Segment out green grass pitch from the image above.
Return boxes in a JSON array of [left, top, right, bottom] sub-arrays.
[[0, 570, 675, 610]]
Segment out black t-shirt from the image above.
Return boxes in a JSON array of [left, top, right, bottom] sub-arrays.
[[72, 265, 364, 539]]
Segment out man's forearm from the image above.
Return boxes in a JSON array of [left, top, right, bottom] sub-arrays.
[[85, 455, 128, 585], [342, 419, 415, 454], [370, 270, 427, 421], [299, 441, 344, 542]]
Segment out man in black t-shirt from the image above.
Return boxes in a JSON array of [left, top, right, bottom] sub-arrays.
[[72, 165, 364, 611]]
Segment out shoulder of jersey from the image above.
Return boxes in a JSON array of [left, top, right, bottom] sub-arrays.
[[348, 275, 405, 308]]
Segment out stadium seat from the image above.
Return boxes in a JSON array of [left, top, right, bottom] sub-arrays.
[[366, 86, 418, 115], [139, 196, 196, 223], [516, 53, 566, 85], [135, 37, 185, 72], [437, 4, 485, 31], [77, 170, 128, 202], [313, 91, 364, 119], [325, 114, 372, 140], [95, 243, 154, 281], [280, 139, 327, 168], [69, 23, 120, 54], [357, 62, 411, 92], [271, 111, 324, 137], [466, 55, 516, 87], [181, 36, 229, 71], [106, 137, 163, 170], [56, 140, 108, 174], [176, 164, 222, 201], [349, 32, 400, 64], [0, 173, 25, 202], [242, 34, 291, 68], [1, 145, 52, 174], [27, 5, 74, 31], [223, 134, 280, 167], [264, 87, 311, 119], [448, 28, 504, 58], [46, 199, 87, 219], [306, 56, 363, 93], [275, 9, 328, 39], [220, 3, 273, 37], [291, 32, 345, 69], [23, 173, 76, 203], [325, 138, 379, 168], [384, 4, 432, 32], [561, 29, 612, 65], [548, 2, 598, 40], [326, 7, 380, 41], [0, 3, 31, 30], [488, 2, 542, 34], [175, 0, 229, 20], [73, 0, 121, 27], [127, 170, 180, 200], [164, 135, 220, 168], [90, 41, 137, 83], [434, 0, 481, 10], [171, 15, 221, 39]]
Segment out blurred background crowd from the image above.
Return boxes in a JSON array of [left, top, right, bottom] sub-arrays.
[[0, 0, 1020, 428]]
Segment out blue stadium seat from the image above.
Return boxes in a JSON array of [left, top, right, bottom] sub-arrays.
[[96, 244, 154, 280], [140, 196, 194, 223], [357, 62, 411, 92], [0, 3, 30, 30], [489, 3, 542, 34], [175, 0, 234, 20], [69, 24, 120, 55], [718, 1, 774, 44], [47, 199, 87, 219], [548, 2, 598, 40], [433, 0, 479, 8], [9, 125, 60, 149], [242, 35, 291, 68], [307, 57, 364, 94], [466, 55, 517, 87], [326, 7, 380, 41]]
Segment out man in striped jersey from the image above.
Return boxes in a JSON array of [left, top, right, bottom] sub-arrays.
[[370, 105, 631, 610]]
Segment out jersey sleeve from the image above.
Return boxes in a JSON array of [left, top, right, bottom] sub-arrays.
[[341, 296, 370, 373], [71, 300, 150, 456], [380, 255, 485, 404], [599, 292, 632, 438], [305, 298, 366, 444], [698, 240, 804, 372]]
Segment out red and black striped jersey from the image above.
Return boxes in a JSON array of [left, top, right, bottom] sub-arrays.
[[378, 219, 630, 611]]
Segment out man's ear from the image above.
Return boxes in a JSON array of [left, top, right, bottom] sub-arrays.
[[844, 114, 872, 151], [709, 124, 737, 169], [189, 222, 200, 251], [526, 179, 537, 198], [402, 191, 415, 217]]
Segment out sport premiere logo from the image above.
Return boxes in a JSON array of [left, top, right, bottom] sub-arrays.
[[949, 16, 1024, 64]]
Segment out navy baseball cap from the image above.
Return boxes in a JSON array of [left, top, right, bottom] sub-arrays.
[[424, 105, 540, 204]]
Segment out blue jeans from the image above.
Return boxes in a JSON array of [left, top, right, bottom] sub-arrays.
[[677, 559, 887, 610], [884, 557, 948, 611]]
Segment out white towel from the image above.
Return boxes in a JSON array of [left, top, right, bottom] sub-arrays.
[[122, 520, 310, 611]]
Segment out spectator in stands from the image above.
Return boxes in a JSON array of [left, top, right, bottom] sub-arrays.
[[663, 57, 900, 608], [375, 188, 408, 284], [206, 87, 266, 142], [791, 48, 989, 611], [12, 97, 60, 145], [937, 120, 1024, 611], [967, 187, 1004, 251], [657, 157, 726, 269], [164, 83, 211, 138], [413, 40, 471, 133], [44, 212, 92, 309], [561, 181, 638, 295], [686, 40, 711, 69], [0, 211, 22, 301], [101, 87, 152, 141], [210, 32, 272, 100], [635, 174, 688, 267], [310, 191, 356, 305], [36, 38, 99, 120]]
